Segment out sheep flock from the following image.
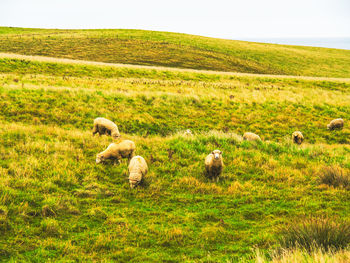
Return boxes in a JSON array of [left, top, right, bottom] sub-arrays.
[[92, 117, 344, 188]]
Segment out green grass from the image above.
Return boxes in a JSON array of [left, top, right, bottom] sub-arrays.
[[0, 54, 350, 262], [1, 27, 350, 77]]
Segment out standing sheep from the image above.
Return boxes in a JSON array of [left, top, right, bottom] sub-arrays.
[[327, 118, 344, 130], [128, 156, 148, 188], [205, 150, 223, 182], [92, 117, 121, 140], [96, 140, 135, 164], [292, 131, 304, 145], [243, 132, 261, 141]]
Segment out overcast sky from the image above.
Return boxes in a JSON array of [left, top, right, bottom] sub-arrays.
[[1, 0, 350, 39]]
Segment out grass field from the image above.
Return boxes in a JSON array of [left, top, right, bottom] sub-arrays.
[[1, 27, 350, 78], [0, 53, 349, 262]]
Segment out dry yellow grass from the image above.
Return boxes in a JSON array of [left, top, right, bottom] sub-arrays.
[[1, 52, 350, 81], [253, 248, 350, 263]]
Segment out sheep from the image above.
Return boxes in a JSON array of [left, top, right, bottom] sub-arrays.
[[96, 140, 135, 165], [205, 150, 223, 182], [243, 132, 261, 141], [92, 117, 120, 140], [128, 156, 148, 188], [327, 118, 344, 131], [292, 131, 304, 145]]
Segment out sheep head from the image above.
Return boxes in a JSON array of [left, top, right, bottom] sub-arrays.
[[129, 179, 139, 189], [212, 150, 222, 160], [96, 153, 104, 164], [293, 132, 303, 144], [111, 131, 121, 140], [296, 136, 303, 144]]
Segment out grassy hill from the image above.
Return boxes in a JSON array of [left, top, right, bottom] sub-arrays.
[[0, 54, 349, 262], [1, 27, 350, 78]]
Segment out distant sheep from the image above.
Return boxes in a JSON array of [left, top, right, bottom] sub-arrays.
[[96, 140, 135, 164], [243, 132, 261, 141], [128, 156, 148, 188], [92, 117, 121, 140], [327, 118, 344, 131], [205, 150, 223, 182], [292, 131, 304, 145]]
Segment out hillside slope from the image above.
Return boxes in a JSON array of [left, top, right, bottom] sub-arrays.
[[1, 27, 350, 77], [0, 54, 349, 262]]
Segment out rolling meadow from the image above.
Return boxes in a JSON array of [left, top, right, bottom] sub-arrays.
[[1, 27, 350, 77], [0, 28, 350, 262]]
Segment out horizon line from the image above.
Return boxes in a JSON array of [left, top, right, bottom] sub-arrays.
[[1, 25, 350, 40]]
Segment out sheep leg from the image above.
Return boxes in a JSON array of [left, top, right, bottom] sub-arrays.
[[98, 126, 106, 136], [205, 166, 210, 178], [128, 153, 133, 163], [113, 157, 120, 165], [92, 125, 98, 136]]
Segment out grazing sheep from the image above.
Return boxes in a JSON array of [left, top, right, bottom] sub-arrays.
[[128, 156, 148, 188], [292, 131, 304, 145], [327, 118, 344, 131], [92, 117, 121, 140], [205, 150, 223, 182], [96, 140, 135, 164], [243, 132, 261, 141]]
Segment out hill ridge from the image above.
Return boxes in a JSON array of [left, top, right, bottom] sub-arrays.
[[1, 27, 350, 77]]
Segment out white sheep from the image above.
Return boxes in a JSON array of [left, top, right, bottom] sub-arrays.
[[128, 156, 148, 188], [243, 132, 261, 141], [292, 131, 304, 144], [205, 150, 223, 182], [327, 118, 344, 130], [96, 140, 135, 164], [92, 117, 120, 140]]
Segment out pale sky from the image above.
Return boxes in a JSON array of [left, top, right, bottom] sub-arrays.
[[1, 0, 350, 39]]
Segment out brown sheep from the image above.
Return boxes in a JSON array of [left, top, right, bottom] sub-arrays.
[[92, 117, 120, 140], [205, 150, 223, 182], [292, 131, 304, 144], [128, 156, 148, 188], [327, 118, 344, 130], [96, 140, 135, 164], [243, 132, 261, 141]]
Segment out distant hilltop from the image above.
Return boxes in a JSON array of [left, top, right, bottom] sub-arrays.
[[242, 37, 350, 50], [1, 27, 350, 78]]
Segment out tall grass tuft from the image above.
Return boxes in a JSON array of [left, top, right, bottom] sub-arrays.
[[251, 248, 350, 263], [319, 166, 350, 189], [278, 217, 350, 252]]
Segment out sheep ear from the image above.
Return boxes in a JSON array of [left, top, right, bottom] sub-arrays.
[[212, 151, 214, 155], [219, 151, 222, 155]]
